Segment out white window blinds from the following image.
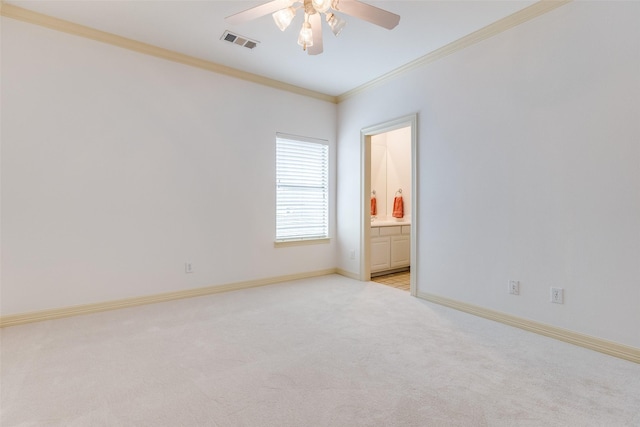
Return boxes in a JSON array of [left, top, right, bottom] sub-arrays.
[[276, 134, 329, 242]]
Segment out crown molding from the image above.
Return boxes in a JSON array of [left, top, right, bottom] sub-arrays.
[[0, 2, 338, 104], [418, 291, 640, 364], [336, 0, 572, 103], [1, 1, 571, 105]]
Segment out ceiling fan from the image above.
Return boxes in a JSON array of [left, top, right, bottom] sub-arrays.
[[225, 0, 400, 55]]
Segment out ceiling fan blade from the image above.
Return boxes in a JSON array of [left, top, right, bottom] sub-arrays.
[[334, 0, 400, 30], [308, 13, 324, 55], [225, 0, 292, 26]]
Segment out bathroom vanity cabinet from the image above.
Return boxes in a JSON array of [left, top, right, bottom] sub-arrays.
[[371, 224, 410, 274]]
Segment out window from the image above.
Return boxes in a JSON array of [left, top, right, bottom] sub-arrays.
[[276, 133, 329, 243]]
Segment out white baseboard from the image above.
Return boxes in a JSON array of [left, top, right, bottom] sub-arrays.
[[335, 268, 360, 280], [7, 273, 635, 365], [0, 269, 338, 328], [417, 291, 640, 364]]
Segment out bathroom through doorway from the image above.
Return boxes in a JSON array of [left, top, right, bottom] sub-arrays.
[[360, 114, 417, 296]]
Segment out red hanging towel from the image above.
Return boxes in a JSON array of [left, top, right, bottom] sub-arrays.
[[392, 196, 404, 218], [371, 196, 377, 216]]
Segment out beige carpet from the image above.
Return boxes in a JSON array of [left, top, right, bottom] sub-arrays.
[[1, 274, 639, 426]]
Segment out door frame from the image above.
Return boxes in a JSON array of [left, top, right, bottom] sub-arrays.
[[360, 114, 418, 296]]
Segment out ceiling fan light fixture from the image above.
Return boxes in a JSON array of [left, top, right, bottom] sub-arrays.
[[272, 7, 296, 31], [311, 0, 332, 13], [326, 13, 346, 36], [225, 0, 400, 55], [297, 20, 314, 50]]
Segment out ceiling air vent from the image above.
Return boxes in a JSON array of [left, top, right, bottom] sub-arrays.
[[221, 30, 259, 50]]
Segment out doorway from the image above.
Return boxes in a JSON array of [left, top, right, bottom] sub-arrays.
[[360, 114, 417, 296]]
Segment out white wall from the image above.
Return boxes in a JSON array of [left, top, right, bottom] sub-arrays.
[[1, 18, 337, 315], [337, 1, 640, 348]]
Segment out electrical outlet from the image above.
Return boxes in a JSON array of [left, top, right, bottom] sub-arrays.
[[185, 262, 193, 274], [550, 287, 564, 304], [508, 280, 520, 295]]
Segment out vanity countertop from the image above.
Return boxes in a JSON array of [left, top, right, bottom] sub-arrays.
[[371, 219, 411, 227]]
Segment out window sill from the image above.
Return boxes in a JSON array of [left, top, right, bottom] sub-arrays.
[[274, 238, 330, 248]]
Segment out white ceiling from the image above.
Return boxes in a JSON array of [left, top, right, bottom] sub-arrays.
[[6, 0, 538, 96]]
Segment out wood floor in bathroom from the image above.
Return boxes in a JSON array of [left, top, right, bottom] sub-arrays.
[[370, 270, 410, 291]]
